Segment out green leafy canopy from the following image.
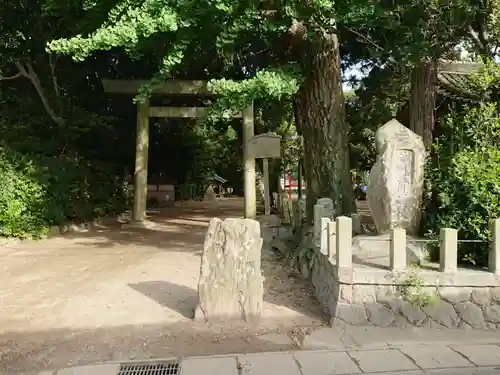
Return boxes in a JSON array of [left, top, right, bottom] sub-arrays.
[[46, 0, 326, 107]]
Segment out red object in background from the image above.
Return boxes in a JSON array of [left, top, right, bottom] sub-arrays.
[[280, 171, 306, 198]]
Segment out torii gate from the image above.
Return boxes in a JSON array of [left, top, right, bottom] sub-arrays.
[[101, 79, 257, 224]]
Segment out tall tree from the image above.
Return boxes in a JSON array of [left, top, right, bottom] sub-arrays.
[[341, 0, 475, 146]]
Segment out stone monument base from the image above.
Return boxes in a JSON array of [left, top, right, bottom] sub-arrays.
[[352, 234, 429, 267]]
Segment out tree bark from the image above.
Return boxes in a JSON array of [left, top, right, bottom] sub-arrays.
[[295, 34, 354, 222], [409, 60, 437, 148]]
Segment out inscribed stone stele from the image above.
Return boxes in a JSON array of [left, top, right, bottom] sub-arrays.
[[195, 218, 264, 323], [366, 119, 426, 235]]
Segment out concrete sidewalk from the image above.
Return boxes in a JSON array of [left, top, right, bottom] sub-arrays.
[[32, 343, 500, 375], [11, 326, 500, 375]]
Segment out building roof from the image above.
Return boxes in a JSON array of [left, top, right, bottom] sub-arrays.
[[437, 61, 483, 101], [207, 174, 227, 184]]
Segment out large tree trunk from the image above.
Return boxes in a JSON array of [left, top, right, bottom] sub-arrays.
[[295, 35, 354, 222], [409, 60, 438, 147]]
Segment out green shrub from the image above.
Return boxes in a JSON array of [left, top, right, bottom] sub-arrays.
[[422, 103, 500, 267], [0, 148, 47, 237], [0, 145, 130, 238]]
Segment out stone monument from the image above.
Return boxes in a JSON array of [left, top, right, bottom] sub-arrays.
[[203, 185, 217, 201], [195, 218, 264, 323], [366, 119, 426, 235]]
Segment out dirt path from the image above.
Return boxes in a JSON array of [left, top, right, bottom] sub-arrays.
[[0, 199, 325, 373]]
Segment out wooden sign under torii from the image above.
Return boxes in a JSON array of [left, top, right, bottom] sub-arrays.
[[248, 133, 281, 216]]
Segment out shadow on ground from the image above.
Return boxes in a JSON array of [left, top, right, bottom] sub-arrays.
[[128, 281, 198, 319], [62, 200, 245, 253], [128, 260, 326, 326]]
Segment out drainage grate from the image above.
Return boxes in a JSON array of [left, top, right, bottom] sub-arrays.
[[118, 360, 181, 375]]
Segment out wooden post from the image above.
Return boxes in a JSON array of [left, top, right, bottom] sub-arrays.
[[243, 103, 256, 219], [132, 99, 150, 222], [263, 158, 271, 215]]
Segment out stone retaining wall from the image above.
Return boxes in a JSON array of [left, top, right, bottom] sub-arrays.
[[311, 251, 500, 329], [306, 204, 500, 330], [335, 283, 500, 329]]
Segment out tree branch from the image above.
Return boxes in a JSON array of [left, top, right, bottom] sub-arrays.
[[343, 25, 383, 52], [468, 24, 492, 57], [15, 61, 65, 127], [0, 72, 23, 81], [48, 54, 60, 98]]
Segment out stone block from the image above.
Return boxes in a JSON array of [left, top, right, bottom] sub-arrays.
[[195, 218, 263, 323], [317, 197, 334, 218], [58, 364, 120, 375], [180, 357, 238, 375], [238, 353, 301, 375], [450, 344, 500, 366], [352, 234, 427, 266], [353, 284, 377, 303], [338, 284, 352, 303], [348, 349, 419, 373], [334, 303, 367, 325], [293, 351, 360, 375], [320, 217, 330, 255], [485, 305, 500, 324], [492, 287, 500, 303], [399, 300, 426, 325], [292, 199, 302, 229], [399, 346, 474, 369], [313, 204, 322, 240], [336, 216, 352, 268], [314, 198, 334, 240], [300, 327, 347, 350], [455, 301, 485, 328], [390, 228, 407, 270], [351, 213, 362, 234], [327, 220, 336, 263], [440, 228, 458, 273], [471, 288, 490, 306], [491, 218, 500, 274], [366, 119, 426, 235], [282, 198, 293, 224], [366, 303, 395, 327], [298, 197, 307, 223], [438, 286, 472, 304], [203, 185, 217, 201], [278, 226, 294, 241], [422, 299, 460, 328]]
